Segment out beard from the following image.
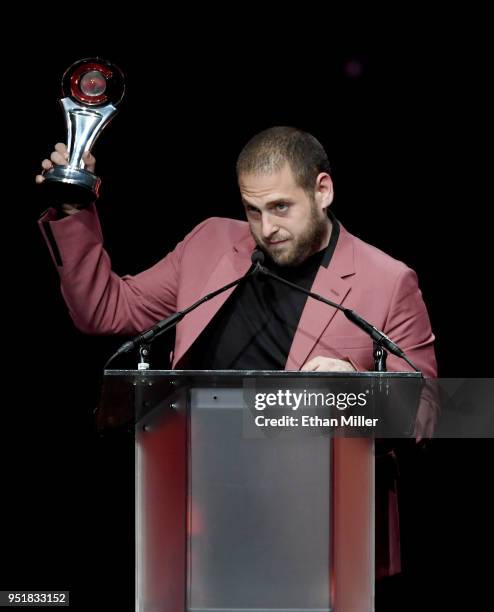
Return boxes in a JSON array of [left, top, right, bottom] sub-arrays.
[[253, 203, 329, 267]]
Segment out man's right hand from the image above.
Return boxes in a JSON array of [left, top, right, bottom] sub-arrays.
[[35, 143, 96, 215]]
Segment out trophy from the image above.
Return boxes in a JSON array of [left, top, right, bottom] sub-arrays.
[[42, 57, 125, 205]]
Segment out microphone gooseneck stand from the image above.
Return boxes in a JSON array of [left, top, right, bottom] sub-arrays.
[[105, 250, 420, 374], [103, 267, 260, 370]]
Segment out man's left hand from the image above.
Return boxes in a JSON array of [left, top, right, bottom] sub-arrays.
[[301, 356, 356, 372]]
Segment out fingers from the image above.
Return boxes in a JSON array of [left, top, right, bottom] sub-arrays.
[[50, 150, 69, 166], [82, 151, 96, 173], [301, 358, 318, 372], [35, 157, 54, 183], [51, 142, 69, 166], [54, 142, 68, 155], [302, 357, 355, 372], [36, 143, 97, 184], [61, 203, 83, 216], [301, 358, 329, 371]]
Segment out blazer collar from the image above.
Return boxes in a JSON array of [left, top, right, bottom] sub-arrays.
[[174, 225, 254, 365], [285, 221, 356, 370]]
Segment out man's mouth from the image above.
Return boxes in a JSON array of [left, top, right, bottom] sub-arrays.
[[267, 238, 289, 246]]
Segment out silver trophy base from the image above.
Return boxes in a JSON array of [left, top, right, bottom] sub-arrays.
[[43, 166, 101, 205]]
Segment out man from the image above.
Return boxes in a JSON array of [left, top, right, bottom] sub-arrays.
[[36, 127, 435, 376], [36, 126, 437, 577]]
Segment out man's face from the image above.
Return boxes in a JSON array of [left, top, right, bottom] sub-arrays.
[[239, 163, 333, 266]]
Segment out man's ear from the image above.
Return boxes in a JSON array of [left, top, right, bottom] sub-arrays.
[[315, 172, 334, 211]]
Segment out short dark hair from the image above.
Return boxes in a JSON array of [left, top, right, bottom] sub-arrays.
[[236, 126, 331, 192]]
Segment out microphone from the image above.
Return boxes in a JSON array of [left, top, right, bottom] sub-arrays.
[[104, 258, 259, 369], [252, 248, 420, 372], [251, 249, 265, 267]]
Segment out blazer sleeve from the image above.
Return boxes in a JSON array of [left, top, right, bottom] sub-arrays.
[[382, 266, 437, 377], [38, 204, 206, 336]]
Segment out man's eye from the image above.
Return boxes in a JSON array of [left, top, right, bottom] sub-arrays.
[[276, 203, 288, 211], [247, 207, 260, 214]]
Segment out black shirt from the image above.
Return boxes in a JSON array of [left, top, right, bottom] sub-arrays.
[[187, 216, 340, 370]]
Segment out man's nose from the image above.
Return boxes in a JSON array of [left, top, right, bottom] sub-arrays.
[[261, 213, 279, 239]]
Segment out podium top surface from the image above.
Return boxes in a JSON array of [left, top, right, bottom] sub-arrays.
[[104, 369, 422, 381]]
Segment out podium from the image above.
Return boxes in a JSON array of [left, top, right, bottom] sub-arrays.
[[99, 370, 421, 612]]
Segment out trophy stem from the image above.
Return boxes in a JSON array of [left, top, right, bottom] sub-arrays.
[[62, 98, 118, 169]]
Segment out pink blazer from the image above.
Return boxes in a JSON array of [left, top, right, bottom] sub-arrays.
[[40, 205, 436, 376]]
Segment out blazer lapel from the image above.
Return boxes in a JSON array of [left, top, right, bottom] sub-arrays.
[[286, 223, 356, 370], [174, 232, 255, 366]]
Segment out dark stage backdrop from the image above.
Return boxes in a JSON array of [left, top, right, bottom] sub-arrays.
[[3, 45, 490, 611]]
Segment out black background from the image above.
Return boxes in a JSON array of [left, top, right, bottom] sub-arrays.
[[2, 34, 491, 611]]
